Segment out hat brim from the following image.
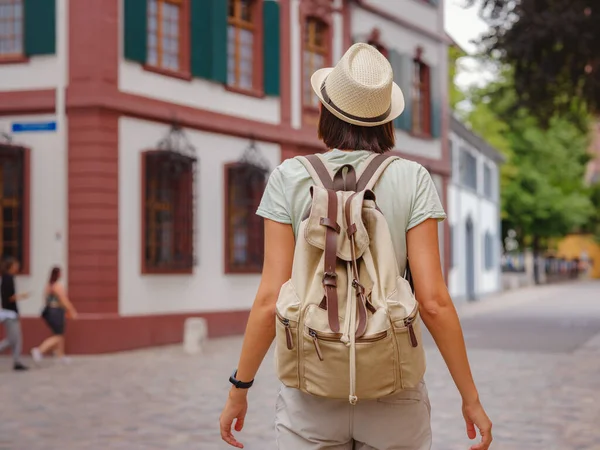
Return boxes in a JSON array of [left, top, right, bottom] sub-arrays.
[[310, 68, 405, 127]]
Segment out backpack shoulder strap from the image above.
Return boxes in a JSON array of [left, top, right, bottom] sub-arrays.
[[296, 155, 334, 189], [356, 154, 400, 191]]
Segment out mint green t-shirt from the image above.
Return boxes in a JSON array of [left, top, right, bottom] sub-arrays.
[[256, 150, 446, 271]]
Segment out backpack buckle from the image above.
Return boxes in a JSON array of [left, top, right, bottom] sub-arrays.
[[323, 272, 338, 287]]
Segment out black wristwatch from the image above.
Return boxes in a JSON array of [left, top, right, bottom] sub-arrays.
[[229, 369, 254, 389]]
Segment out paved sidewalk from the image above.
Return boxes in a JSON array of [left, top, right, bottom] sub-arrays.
[[0, 281, 599, 450]]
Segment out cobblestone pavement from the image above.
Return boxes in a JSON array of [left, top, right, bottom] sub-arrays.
[[0, 281, 599, 450]]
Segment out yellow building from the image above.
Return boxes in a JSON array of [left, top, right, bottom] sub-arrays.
[[557, 234, 600, 279]]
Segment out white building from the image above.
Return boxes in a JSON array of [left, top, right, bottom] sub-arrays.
[[447, 115, 505, 301], [0, 0, 449, 353]]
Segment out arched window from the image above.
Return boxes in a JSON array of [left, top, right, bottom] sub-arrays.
[[224, 162, 267, 273], [412, 52, 432, 136], [0, 145, 28, 270], [142, 150, 195, 273]]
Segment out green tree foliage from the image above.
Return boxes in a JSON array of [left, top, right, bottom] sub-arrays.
[[448, 44, 467, 110], [463, 75, 592, 254], [469, 0, 599, 124]]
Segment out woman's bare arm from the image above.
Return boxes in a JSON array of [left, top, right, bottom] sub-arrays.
[[53, 283, 78, 318], [234, 219, 295, 384], [220, 219, 295, 448], [407, 219, 492, 450]]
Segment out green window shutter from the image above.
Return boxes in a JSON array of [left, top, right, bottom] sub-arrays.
[[24, 0, 56, 56], [124, 0, 147, 64], [389, 50, 413, 132], [191, 0, 227, 83], [263, 1, 280, 96], [429, 65, 442, 138], [191, 0, 212, 78], [210, 0, 227, 83]]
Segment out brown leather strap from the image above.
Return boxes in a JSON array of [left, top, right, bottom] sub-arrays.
[[305, 155, 334, 189], [323, 188, 340, 333], [333, 164, 357, 191], [356, 154, 396, 191], [344, 193, 368, 338]]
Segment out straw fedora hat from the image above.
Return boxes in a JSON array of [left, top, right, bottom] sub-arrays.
[[311, 43, 405, 127]]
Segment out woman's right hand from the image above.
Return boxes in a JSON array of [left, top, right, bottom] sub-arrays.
[[219, 389, 248, 448], [462, 399, 492, 450]]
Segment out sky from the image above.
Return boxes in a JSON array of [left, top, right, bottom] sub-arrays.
[[444, 0, 496, 89]]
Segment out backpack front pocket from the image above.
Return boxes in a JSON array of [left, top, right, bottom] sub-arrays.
[[275, 280, 301, 389], [275, 312, 299, 388], [392, 312, 426, 389], [301, 326, 397, 399]]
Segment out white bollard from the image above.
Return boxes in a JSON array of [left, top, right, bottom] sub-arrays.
[[183, 317, 208, 355]]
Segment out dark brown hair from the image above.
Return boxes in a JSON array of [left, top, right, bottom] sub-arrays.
[[317, 105, 396, 154], [49, 266, 61, 285]]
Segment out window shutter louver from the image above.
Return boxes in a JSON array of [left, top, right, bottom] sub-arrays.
[[24, 0, 56, 56], [124, 0, 147, 64], [191, 0, 227, 83], [430, 65, 442, 138], [389, 50, 412, 132], [263, 0, 280, 96]]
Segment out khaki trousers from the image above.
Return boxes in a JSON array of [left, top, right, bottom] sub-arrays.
[[275, 380, 432, 450]]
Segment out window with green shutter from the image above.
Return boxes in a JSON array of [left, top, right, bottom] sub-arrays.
[[23, 0, 56, 56]]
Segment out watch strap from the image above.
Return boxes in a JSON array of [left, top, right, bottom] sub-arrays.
[[229, 370, 254, 389]]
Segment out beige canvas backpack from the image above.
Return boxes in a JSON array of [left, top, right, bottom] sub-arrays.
[[274, 153, 426, 404]]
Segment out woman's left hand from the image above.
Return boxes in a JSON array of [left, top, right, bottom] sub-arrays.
[[219, 389, 248, 448]]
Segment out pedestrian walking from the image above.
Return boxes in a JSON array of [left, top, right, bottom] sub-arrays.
[[0, 257, 30, 371], [219, 43, 492, 450], [31, 266, 78, 365]]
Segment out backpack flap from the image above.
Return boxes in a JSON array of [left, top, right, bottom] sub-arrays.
[[304, 186, 371, 262]]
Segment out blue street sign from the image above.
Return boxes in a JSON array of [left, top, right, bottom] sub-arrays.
[[11, 121, 57, 133]]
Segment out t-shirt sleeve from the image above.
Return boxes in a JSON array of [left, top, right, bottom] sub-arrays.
[[256, 166, 292, 224], [407, 164, 447, 230]]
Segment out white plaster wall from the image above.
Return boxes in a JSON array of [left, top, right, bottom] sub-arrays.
[[0, 0, 66, 91], [0, 57, 60, 91], [332, 9, 344, 63], [479, 199, 500, 295], [118, 117, 282, 315], [447, 132, 502, 299], [119, 62, 281, 124], [352, 7, 441, 64], [361, 0, 440, 33], [0, 114, 67, 316]]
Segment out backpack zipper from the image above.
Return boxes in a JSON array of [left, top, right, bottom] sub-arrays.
[[308, 328, 388, 362], [403, 315, 419, 348], [309, 329, 324, 361], [277, 313, 294, 350]]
